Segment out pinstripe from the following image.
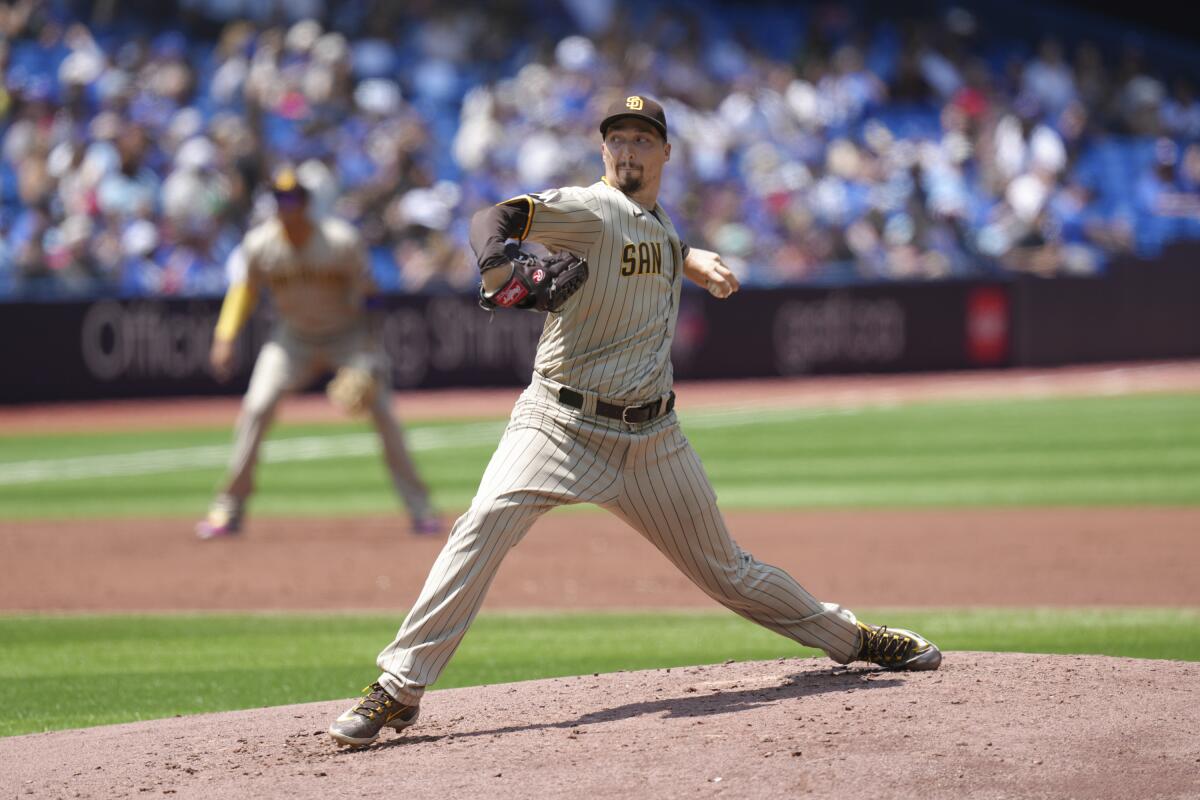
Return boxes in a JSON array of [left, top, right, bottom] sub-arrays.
[[563, 422, 622, 505], [666, 432, 808, 615], [621, 422, 851, 657], [668, 433, 833, 626], [581, 193, 615, 356], [657, 434, 817, 632], [377, 390, 630, 700], [640, 424, 844, 654], [610, 428, 709, 591], [607, 209, 644, 395], [598, 194, 636, 392], [382, 416, 556, 634], [522, 181, 680, 403], [374, 173, 865, 704], [593, 192, 627, 380], [418, 427, 583, 678], [563, 195, 606, 360], [641, 422, 729, 601]]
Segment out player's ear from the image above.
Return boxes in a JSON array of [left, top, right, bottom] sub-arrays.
[[663, 141, 671, 161]]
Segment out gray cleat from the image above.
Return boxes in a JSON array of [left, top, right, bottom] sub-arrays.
[[856, 622, 943, 671], [328, 682, 420, 747]]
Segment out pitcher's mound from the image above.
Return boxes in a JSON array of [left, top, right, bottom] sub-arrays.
[[3, 652, 1198, 799]]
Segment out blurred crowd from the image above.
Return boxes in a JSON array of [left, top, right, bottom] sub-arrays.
[[2, 0, 1200, 298]]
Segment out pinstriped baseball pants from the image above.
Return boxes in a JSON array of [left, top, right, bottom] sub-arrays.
[[219, 326, 432, 520], [376, 375, 861, 705]]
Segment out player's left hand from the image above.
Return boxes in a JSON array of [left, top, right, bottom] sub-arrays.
[[327, 366, 378, 416], [479, 246, 589, 313], [683, 248, 739, 299]]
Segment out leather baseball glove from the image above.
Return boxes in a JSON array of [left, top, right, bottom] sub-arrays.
[[479, 246, 588, 313], [326, 366, 377, 416]]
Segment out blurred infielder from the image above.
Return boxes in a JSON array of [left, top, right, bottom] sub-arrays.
[[329, 95, 940, 746], [197, 167, 440, 539]]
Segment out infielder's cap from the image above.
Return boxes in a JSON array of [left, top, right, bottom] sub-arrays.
[[600, 94, 668, 140], [271, 166, 309, 199]]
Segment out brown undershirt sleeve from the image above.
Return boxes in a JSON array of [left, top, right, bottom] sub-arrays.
[[469, 201, 530, 273]]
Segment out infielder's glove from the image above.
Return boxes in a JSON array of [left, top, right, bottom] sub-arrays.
[[326, 366, 377, 416], [479, 246, 588, 313]]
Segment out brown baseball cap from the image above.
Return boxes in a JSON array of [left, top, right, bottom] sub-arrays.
[[600, 94, 668, 140]]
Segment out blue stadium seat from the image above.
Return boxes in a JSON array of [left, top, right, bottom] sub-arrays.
[[370, 247, 402, 291]]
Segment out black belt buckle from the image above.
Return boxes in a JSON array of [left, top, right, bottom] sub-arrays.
[[623, 392, 674, 425]]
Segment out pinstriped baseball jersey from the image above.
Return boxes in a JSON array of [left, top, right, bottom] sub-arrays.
[[510, 179, 683, 404], [205, 214, 435, 535], [243, 216, 372, 339], [366, 155, 867, 711], [329, 102, 940, 744]]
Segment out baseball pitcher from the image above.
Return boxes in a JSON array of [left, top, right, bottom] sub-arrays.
[[197, 168, 440, 539], [328, 95, 940, 746]]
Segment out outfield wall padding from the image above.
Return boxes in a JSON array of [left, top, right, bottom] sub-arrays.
[[2, 245, 1197, 403]]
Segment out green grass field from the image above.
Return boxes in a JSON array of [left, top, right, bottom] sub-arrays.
[[1, 393, 1197, 519], [2, 391, 1197, 737], [2, 609, 1198, 737]]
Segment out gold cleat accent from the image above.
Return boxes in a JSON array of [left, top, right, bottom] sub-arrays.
[[856, 622, 942, 671]]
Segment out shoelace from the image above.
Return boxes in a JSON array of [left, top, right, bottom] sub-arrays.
[[352, 683, 396, 720], [861, 626, 915, 664]]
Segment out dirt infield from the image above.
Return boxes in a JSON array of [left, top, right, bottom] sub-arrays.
[[2, 653, 1198, 799], [3, 507, 1199, 611]]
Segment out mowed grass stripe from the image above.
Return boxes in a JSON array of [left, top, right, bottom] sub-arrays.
[[0, 422, 509, 484], [0, 405, 853, 474], [0, 393, 1196, 518], [3, 391, 1187, 463], [0, 608, 1196, 737]]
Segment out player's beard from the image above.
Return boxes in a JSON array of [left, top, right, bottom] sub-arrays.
[[616, 164, 643, 194]]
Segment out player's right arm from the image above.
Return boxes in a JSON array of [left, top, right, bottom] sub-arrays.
[[209, 243, 260, 381]]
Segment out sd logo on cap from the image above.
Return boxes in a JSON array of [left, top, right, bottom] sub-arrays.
[[600, 94, 667, 140]]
